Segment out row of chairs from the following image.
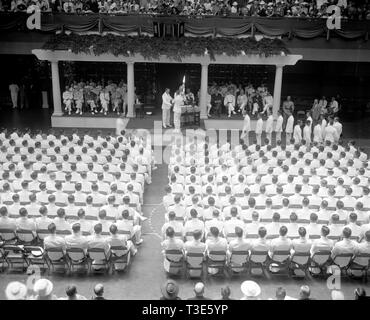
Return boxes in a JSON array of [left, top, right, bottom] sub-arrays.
[[164, 249, 370, 282], [0, 244, 131, 275]]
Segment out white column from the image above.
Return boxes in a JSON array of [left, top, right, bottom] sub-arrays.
[[51, 60, 62, 116], [126, 61, 135, 118], [199, 63, 209, 119], [272, 65, 284, 118]]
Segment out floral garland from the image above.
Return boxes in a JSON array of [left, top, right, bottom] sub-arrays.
[[43, 34, 290, 62]]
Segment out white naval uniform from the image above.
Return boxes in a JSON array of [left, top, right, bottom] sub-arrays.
[[274, 115, 283, 142], [162, 92, 173, 127], [255, 118, 263, 146], [265, 115, 274, 144], [285, 115, 294, 143]]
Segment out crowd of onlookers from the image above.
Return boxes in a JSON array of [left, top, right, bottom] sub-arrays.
[[0, 0, 369, 20], [4, 278, 370, 299]]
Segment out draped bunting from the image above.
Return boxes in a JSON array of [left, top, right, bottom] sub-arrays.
[[0, 12, 369, 41]]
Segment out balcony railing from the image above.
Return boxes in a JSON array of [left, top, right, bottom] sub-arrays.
[[0, 12, 369, 40]]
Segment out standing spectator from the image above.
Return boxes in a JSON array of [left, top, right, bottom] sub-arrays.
[[5, 282, 27, 300], [92, 283, 106, 300], [299, 285, 314, 300], [9, 81, 19, 109], [240, 280, 261, 300], [220, 286, 234, 300], [31, 279, 58, 300], [187, 282, 212, 300], [59, 285, 87, 300], [160, 280, 181, 300]]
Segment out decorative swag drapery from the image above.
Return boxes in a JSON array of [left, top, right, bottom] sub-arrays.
[[0, 13, 369, 40]]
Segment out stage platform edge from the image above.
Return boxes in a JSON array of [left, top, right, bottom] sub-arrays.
[[204, 119, 277, 130], [51, 115, 129, 129]]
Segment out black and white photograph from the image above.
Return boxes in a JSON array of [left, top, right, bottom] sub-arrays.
[[1, 0, 370, 306]]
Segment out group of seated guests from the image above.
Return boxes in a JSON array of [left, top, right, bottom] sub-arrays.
[[160, 135, 370, 275], [0, 128, 154, 270], [1, 0, 369, 20]]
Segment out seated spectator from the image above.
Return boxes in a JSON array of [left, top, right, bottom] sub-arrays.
[[269, 226, 292, 258], [291, 227, 312, 254], [43, 223, 66, 253], [310, 225, 334, 256], [65, 223, 89, 253]]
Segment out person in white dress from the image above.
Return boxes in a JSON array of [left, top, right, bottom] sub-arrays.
[[162, 88, 173, 129], [240, 109, 251, 145], [255, 113, 263, 146], [293, 120, 302, 144], [285, 113, 294, 143], [265, 111, 274, 145]]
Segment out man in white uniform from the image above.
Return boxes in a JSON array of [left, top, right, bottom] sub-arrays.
[[240, 109, 251, 145], [162, 88, 173, 129], [265, 111, 274, 145], [255, 113, 263, 146], [285, 113, 294, 143], [274, 110, 284, 143]]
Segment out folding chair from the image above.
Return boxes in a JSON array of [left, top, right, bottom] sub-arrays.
[[23, 246, 49, 272], [66, 247, 89, 274], [348, 253, 370, 281], [0, 247, 8, 272], [289, 251, 311, 277], [3, 245, 28, 272], [267, 250, 291, 274], [0, 228, 17, 244], [332, 252, 354, 275], [207, 250, 227, 276], [45, 247, 69, 274], [36, 229, 50, 242], [227, 250, 249, 275], [56, 230, 72, 237], [185, 252, 204, 278], [309, 250, 332, 276], [249, 250, 269, 276], [16, 229, 37, 245], [88, 247, 111, 274], [164, 249, 184, 276], [110, 245, 131, 273]]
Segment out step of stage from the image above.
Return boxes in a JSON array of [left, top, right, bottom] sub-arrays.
[[51, 115, 129, 129]]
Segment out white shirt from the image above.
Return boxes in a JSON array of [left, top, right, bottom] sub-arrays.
[[162, 92, 172, 109], [286, 116, 294, 133], [275, 115, 283, 133]]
